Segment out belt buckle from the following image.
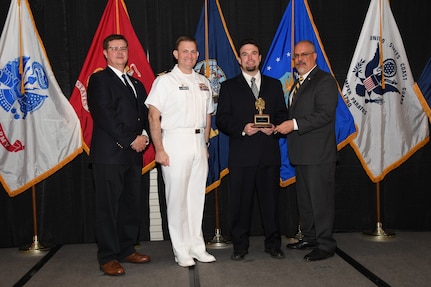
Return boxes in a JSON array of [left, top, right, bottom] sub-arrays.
[[195, 129, 200, 134]]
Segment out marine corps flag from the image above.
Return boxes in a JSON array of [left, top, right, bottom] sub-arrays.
[[194, 0, 241, 192], [69, 0, 156, 173], [342, 0, 429, 182], [0, 0, 82, 197], [262, 0, 357, 186]]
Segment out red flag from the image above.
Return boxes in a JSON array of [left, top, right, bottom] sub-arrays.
[[69, 0, 155, 172]]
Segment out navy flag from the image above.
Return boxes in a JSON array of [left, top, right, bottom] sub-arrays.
[[194, 0, 241, 193]]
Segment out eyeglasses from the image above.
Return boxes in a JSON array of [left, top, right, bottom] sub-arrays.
[[292, 52, 314, 59], [108, 46, 128, 52]]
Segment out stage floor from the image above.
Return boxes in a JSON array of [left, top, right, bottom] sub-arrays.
[[1, 232, 430, 287]]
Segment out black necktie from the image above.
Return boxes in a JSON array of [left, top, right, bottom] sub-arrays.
[[122, 74, 136, 97]]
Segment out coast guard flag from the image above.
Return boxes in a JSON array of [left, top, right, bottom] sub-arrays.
[[194, 0, 240, 192], [262, 0, 357, 186], [0, 0, 82, 197], [417, 57, 431, 120], [342, 0, 429, 182], [69, 0, 156, 173]]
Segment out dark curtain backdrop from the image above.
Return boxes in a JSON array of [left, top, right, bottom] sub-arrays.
[[1, 0, 431, 248]]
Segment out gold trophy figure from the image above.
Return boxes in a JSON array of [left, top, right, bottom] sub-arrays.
[[252, 97, 272, 128]]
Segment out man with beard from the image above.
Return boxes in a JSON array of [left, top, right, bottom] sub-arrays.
[[216, 38, 288, 261], [275, 40, 338, 261]]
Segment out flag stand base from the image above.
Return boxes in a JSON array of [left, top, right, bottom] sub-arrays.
[[206, 229, 231, 249], [19, 235, 53, 254], [362, 222, 396, 241]]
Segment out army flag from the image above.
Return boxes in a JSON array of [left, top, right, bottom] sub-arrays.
[[0, 0, 82, 196]]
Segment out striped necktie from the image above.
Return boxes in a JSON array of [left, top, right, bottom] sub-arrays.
[[251, 77, 259, 99], [290, 76, 303, 105]]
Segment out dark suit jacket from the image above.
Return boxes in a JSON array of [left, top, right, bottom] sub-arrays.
[[216, 74, 288, 167], [287, 67, 338, 165], [87, 67, 149, 166]]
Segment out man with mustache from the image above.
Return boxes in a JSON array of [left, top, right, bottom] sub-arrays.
[[217, 38, 288, 261], [275, 40, 338, 261]]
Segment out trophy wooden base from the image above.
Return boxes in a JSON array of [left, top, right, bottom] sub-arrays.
[[252, 123, 273, 128], [253, 114, 271, 128]]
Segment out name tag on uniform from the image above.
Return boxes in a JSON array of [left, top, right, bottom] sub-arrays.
[[179, 85, 189, 90], [199, 83, 209, 91]]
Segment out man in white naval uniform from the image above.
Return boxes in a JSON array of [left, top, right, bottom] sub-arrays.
[[145, 36, 216, 267]]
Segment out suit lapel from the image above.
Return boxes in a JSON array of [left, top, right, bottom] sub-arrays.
[[107, 68, 138, 106], [290, 68, 318, 107], [238, 74, 257, 100]]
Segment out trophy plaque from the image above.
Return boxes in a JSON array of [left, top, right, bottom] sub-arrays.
[[252, 97, 272, 128]]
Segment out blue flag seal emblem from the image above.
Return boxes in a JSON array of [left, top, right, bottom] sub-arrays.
[[194, 59, 227, 99], [0, 56, 48, 120], [352, 44, 400, 105]]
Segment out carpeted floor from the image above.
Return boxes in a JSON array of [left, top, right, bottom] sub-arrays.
[[1, 232, 430, 287]]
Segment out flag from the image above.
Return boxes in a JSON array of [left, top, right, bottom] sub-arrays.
[[194, 0, 241, 193], [0, 0, 82, 197], [342, 0, 429, 182], [417, 57, 431, 121], [69, 0, 156, 173], [262, 0, 357, 186]]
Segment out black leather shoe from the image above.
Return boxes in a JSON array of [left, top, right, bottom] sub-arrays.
[[265, 248, 285, 259], [286, 240, 316, 250], [231, 250, 248, 261], [304, 248, 334, 261]]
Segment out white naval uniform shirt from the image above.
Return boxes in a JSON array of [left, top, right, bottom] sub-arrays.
[[145, 64, 214, 130]]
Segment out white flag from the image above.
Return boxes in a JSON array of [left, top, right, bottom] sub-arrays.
[[0, 0, 82, 197], [342, 0, 429, 182]]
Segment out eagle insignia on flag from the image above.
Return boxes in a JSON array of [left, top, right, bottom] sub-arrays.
[[1, 56, 48, 119], [351, 44, 400, 105], [195, 60, 226, 100]]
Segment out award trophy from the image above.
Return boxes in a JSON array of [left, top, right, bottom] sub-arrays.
[[252, 98, 272, 128]]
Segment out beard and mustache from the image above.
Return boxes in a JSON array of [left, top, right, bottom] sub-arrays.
[[245, 65, 258, 72]]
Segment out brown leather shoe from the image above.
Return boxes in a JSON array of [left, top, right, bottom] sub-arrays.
[[100, 260, 125, 276], [123, 252, 151, 264]]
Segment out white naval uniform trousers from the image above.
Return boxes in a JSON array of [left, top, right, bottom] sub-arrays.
[[161, 127, 208, 257], [145, 64, 214, 258]]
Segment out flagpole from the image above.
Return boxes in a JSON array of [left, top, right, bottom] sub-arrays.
[[363, 181, 395, 240], [206, 188, 230, 249], [19, 185, 53, 253]]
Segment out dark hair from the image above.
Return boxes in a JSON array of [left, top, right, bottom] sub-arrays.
[[237, 38, 261, 55], [103, 34, 128, 50], [174, 35, 198, 50]]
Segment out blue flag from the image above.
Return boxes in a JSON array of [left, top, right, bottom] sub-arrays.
[[417, 57, 431, 121], [262, 0, 357, 186], [194, 0, 241, 192]]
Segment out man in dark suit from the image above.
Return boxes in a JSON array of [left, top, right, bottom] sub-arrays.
[[275, 40, 338, 261], [87, 34, 151, 276], [216, 38, 288, 261]]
